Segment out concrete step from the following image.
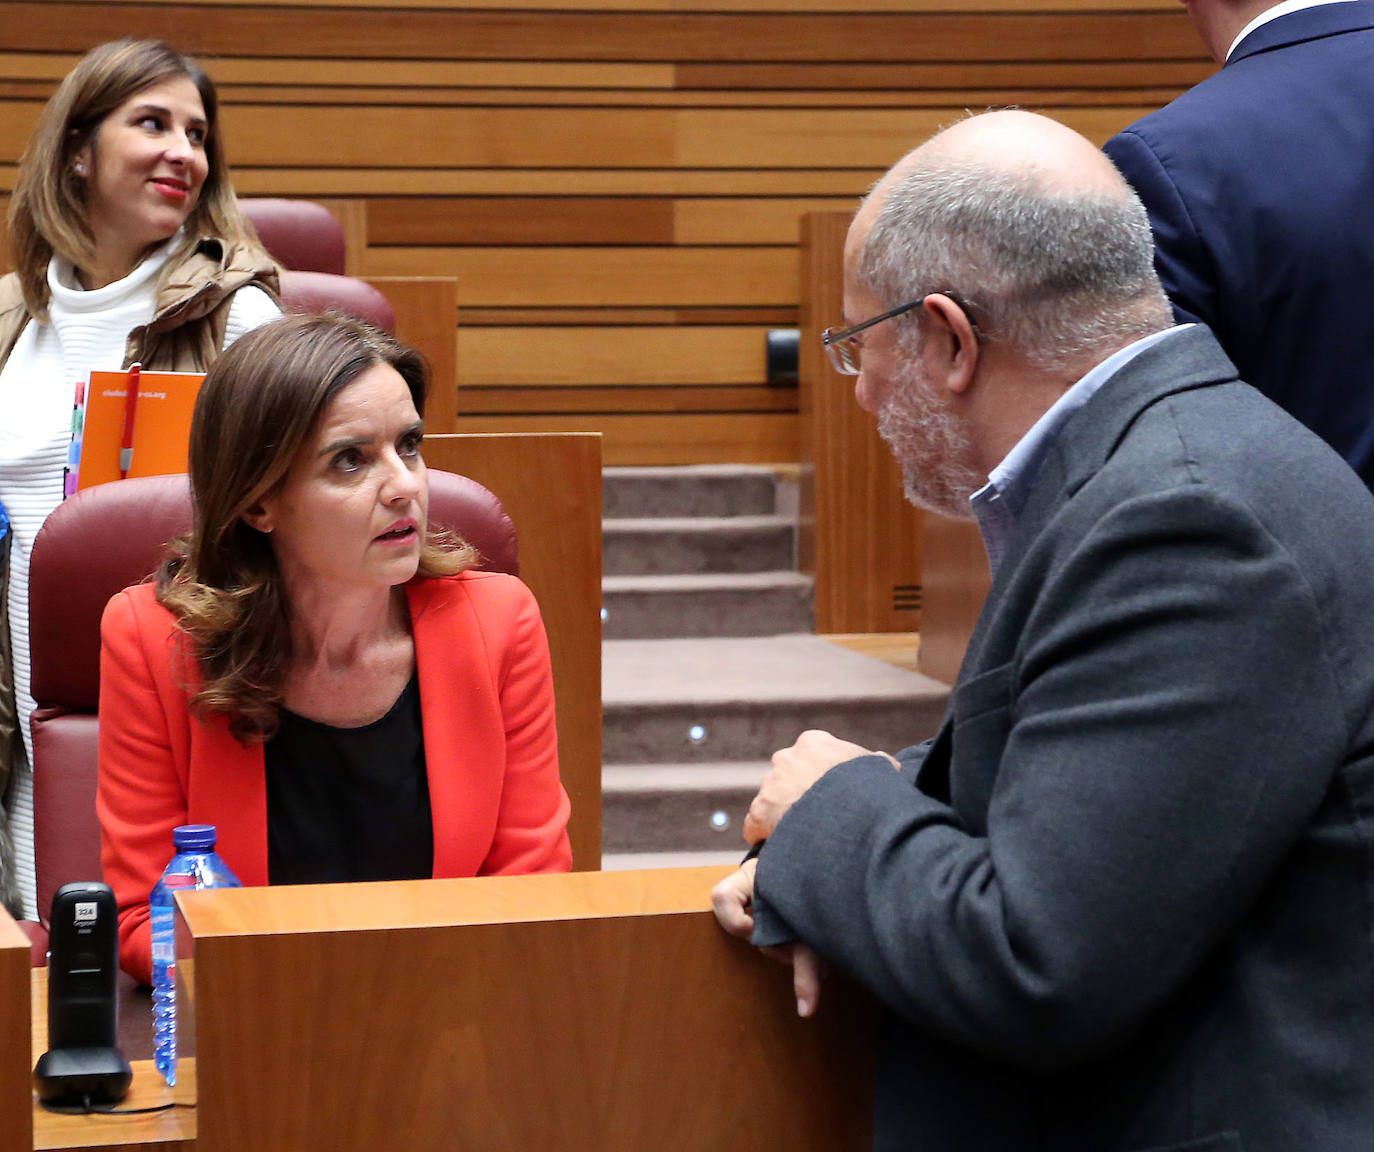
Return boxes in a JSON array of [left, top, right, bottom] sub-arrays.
[[601, 850, 744, 871], [603, 464, 778, 520], [603, 515, 794, 576], [602, 761, 767, 852], [601, 571, 813, 639], [602, 634, 949, 766]]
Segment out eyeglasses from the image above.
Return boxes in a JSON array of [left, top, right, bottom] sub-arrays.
[[821, 293, 979, 376]]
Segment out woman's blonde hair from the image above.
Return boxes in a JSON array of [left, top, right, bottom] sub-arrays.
[[157, 313, 476, 744], [7, 39, 258, 319]]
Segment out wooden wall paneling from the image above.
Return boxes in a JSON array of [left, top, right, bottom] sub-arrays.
[[179, 869, 874, 1152], [452, 413, 797, 466], [799, 211, 922, 634], [0, 1, 1202, 470], [363, 247, 797, 308], [460, 307, 796, 326], [459, 385, 798, 415], [672, 197, 856, 244], [368, 197, 675, 247], [917, 513, 990, 685], [0, 102, 37, 158], [421, 433, 602, 870], [216, 105, 1156, 169], [42, 0, 1184, 10], [363, 276, 459, 434], [0, 49, 1203, 96], [210, 85, 1191, 109], [0, 909, 30, 1152], [313, 198, 369, 277], [209, 56, 676, 88], [468, 307, 796, 325], [458, 326, 766, 387], [675, 59, 1210, 89], [0, 6, 1203, 63], [0, 165, 881, 201], [368, 196, 855, 248], [221, 106, 682, 168], [285, 88, 998, 110], [223, 171, 905, 198]]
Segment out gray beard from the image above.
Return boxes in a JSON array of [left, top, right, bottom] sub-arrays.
[[875, 363, 982, 521]]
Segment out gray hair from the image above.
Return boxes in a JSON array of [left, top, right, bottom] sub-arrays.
[[858, 158, 1172, 373]]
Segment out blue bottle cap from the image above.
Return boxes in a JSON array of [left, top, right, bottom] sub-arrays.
[[172, 824, 217, 851]]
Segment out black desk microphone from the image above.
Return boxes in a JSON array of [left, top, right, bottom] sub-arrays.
[[32, 881, 132, 1107]]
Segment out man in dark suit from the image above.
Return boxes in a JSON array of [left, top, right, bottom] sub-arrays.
[[713, 110, 1374, 1151], [1104, 0, 1374, 486]]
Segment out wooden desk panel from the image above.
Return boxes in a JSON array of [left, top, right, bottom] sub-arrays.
[[917, 514, 990, 685], [179, 869, 873, 1152], [2, 909, 31, 1152], [362, 276, 458, 435], [23, 870, 875, 1151], [800, 210, 923, 634], [422, 434, 603, 870]]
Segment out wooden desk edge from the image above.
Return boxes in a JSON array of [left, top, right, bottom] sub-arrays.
[[31, 969, 196, 1149], [178, 865, 736, 940]]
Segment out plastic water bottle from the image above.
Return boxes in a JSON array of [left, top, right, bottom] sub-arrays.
[[151, 824, 241, 1086]]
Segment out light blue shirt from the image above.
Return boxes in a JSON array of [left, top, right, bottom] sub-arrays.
[[969, 326, 1188, 577]]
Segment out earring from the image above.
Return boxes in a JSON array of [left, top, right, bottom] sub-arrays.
[[73, 162, 86, 177]]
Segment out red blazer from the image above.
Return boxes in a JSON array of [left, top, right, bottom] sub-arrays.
[[97, 571, 572, 983]]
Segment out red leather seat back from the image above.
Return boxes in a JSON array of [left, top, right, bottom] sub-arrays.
[[27, 470, 516, 930], [31, 714, 100, 927], [427, 470, 519, 578], [30, 475, 193, 710], [279, 270, 396, 333], [239, 198, 347, 276]]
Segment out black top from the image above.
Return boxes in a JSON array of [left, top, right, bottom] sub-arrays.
[[265, 672, 433, 885]]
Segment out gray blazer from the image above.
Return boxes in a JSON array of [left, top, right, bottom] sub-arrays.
[[754, 326, 1374, 1151]]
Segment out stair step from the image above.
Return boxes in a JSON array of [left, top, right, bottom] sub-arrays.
[[601, 571, 813, 639], [602, 635, 949, 765], [602, 761, 766, 852], [603, 515, 794, 576], [603, 761, 770, 791], [601, 850, 743, 871], [604, 799, 755, 853], [604, 696, 945, 767], [603, 464, 778, 519]]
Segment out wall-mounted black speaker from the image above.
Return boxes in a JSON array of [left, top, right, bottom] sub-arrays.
[[766, 328, 800, 385]]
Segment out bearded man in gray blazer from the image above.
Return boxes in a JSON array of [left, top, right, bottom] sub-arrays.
[[714, 110, 1374, 1152]]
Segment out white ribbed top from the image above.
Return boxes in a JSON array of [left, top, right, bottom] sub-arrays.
[[0, 234, 278, 917]]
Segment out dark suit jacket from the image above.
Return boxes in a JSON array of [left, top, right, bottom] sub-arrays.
[[754, 327, 1374, 1151], [1104, 2, 1374, 487]]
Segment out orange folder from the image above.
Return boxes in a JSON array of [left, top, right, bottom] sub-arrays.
[[77, 369, 205, 490]]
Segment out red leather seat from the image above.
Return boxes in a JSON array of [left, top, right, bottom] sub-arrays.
[[279, 269, 396, 333], [21, 470, 517, 962], [239, 198, 347, 276], [237, 198, 395, 332]]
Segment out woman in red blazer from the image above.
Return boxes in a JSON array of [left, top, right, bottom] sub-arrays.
[[97, 314, 571, 984]]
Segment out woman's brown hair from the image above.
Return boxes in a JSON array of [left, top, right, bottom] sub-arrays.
[[157, 312, 476, 744], [7, 39, 259, 319]]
